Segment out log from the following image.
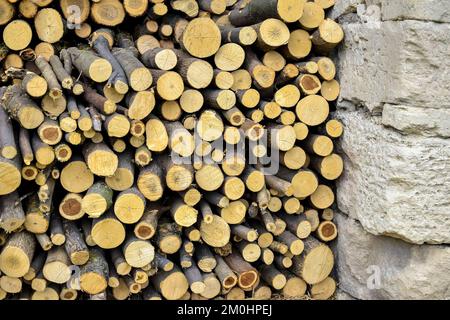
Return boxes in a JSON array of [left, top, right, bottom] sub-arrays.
[[63, 220, 89, 265], [36, 233, 53, 251], [0, 275, 22, 294], [79, 248, 108, 294], [155, 221, 182, 254], [312, 19, 344, 54], [42, 246, 71, 284], [91, 211, 126, 249], [170, 0, 199, 18], [0, 231, 35, 278], [3, 20, 33, 51], [137, 162, 165, 201], [114, 187, 146, 224], [124, 0, 148, 17], [224, 252, 258, 290], [59, 192, 84, 220], [21, 72, 48, 98], [83, 142, 118, 177], [310, 276, 336, 300], [316, 221, 338, 242], [2, 85, 44, 129], [113, 48, 152, 92], [141, 48, 177, 71], [91, 0, 125, 26], [0, 192, 25, 232], [179, 18, 221, 58], [200, 273, 221, 299], [184, 263, 205, 294], [0, 0, 14, 26], [281, 271, 307, 298], [82, 85, 117, 115], [111, 248, 131, 276], [229, 0, 304, 26], [200, 214, 230, 248], [49, 215, 65, 246], [290, 237, 334, 285], [195, 243, 217, 272], [68, 47, 112, 83], [122, 235, 155, 268], [35, 232, 53, 252], [151, 267, 189, 300]]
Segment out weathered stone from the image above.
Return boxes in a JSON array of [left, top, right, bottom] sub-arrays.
[[382, 104, 450, 138], [338, 21, 450, 112], [335, 109, 450, 244], [334, 289, 356, 300], [335, 212, 450, 299], [381, 0, 450, 23], [331, 0, 450, 23], [330, 0, 381, 21]]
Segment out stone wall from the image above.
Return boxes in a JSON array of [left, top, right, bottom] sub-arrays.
[[332, 0, 450, 299]]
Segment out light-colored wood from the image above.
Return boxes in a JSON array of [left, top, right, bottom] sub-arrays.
[[0, 0, 14, 25], [0, 231, 35, 278], [0, 0, 343, 301], [79, 248, 108, 294], [316, 221, 338, 242], [229, 0, 304, 25], [43, 246, 71, 284], [312, 18, 344, 53], [263, 50, 285, 72], [3, 20, 33, 51], [91, 0, 125, 26], [290, 237, 334, 285], [310, 185, 335, 209], [299, 2, 325, 30], [200, 215, 230, 248], [221, 200, 247, 225], [215, 43, 245, 71], [281, 271, 307, 298], [152, 267, 189, 300], [311, 276, 336, 300], [284, 29, 311, 59], [297, 73, 322, 96], [325, 119, 343, 138], [296, 95, 329, 126], [312, 57, 336, 81], [91, 211, 126, 249], [114, 188, 146, 224], [34, 8, 64, 43], [60, 0, 90, 23], [59, 192, 85, 220], [321, 80, 340, 101], [196, 163, 224, 191], [180, 18, 221, 58], [123, 236, 155, 268]]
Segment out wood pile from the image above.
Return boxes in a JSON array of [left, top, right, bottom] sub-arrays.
[[0, 0, 343, 300]]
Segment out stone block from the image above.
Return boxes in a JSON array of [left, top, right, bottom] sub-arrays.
[[335, 109, 450, 244], [338, 21, 450, 112], [335, 212, 450, 299], [382, 104, 450, 138]]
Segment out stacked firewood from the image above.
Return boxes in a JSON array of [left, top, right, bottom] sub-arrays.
[[0, 0, 343, 300]]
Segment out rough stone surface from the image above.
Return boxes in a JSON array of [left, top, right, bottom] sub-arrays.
[[334, 289, 356, 300], [330, 0, 380, 21], [332, 0, 450, 300], [335, 109, 450, 244], [382, 104, 450, 138], [337, 20, 450, 113], [335, 212, 450, 300], [381, 0, 450, 23], [331, 0, 450, 23]]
